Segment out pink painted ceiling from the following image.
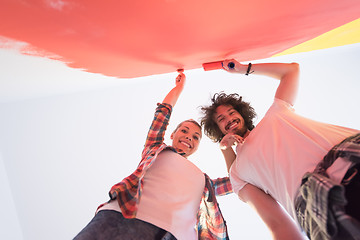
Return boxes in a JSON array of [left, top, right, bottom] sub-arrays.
[[1, 0, 359, 78]]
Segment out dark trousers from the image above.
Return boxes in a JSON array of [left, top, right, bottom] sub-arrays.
[[343, 163, 360, 220], [73, 210, 177, 240]]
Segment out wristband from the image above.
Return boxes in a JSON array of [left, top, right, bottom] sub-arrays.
[[245, 63, 254, 75]]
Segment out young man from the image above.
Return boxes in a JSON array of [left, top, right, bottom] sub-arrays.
[[74, 72, 232, 240], [200, 59, 360, 240]]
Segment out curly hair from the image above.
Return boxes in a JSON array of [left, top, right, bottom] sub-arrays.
[[200, 92, 257, 143]]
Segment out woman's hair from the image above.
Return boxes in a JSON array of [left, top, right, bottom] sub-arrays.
[[200, 92, 257, 143], [172, 119, 202, 136]]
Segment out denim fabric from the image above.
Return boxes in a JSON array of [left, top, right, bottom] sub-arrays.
[[73, 210, 177, 240]]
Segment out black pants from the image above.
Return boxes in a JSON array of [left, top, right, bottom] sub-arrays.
[[73, 210, 177, 240], [343, 163, 360, 220]]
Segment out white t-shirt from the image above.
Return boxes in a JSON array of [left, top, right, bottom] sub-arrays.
[[137, 149, 205, 240], [99, 149, 205, 240], [230, 98, 359, 219]]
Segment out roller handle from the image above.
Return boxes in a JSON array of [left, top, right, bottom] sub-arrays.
[[202, 61, 235, 71]]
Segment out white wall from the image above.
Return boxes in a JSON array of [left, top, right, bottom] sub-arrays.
[[0, 84, 161, 240], [0, 153, 23, 240]]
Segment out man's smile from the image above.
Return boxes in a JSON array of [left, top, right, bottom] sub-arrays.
[[225, 119, 240, 131]]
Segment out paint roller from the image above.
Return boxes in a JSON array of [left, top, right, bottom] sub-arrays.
[[202, 61, 235, 71]]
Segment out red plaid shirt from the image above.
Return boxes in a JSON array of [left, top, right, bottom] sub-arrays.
[[106, 103, 232, 239]]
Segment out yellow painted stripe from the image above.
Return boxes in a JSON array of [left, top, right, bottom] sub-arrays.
[[274, 18, 360, 56]]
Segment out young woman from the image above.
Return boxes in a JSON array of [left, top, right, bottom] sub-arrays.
[[74, 71, 232, 240]]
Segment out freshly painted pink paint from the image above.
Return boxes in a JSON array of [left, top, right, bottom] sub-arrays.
[[0, 0, 359, 78]]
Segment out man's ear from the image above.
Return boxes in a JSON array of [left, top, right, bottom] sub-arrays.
[[170, 131, 175, 140]]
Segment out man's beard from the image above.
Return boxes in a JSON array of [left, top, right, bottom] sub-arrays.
[[233, 125, 248, 137]]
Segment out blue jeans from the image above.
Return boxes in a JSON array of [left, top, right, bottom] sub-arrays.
[[73, 210, 177, 240]]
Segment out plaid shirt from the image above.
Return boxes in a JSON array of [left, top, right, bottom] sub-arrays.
[[295, 133, 360, 240], [106, 103, 233, 240]]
